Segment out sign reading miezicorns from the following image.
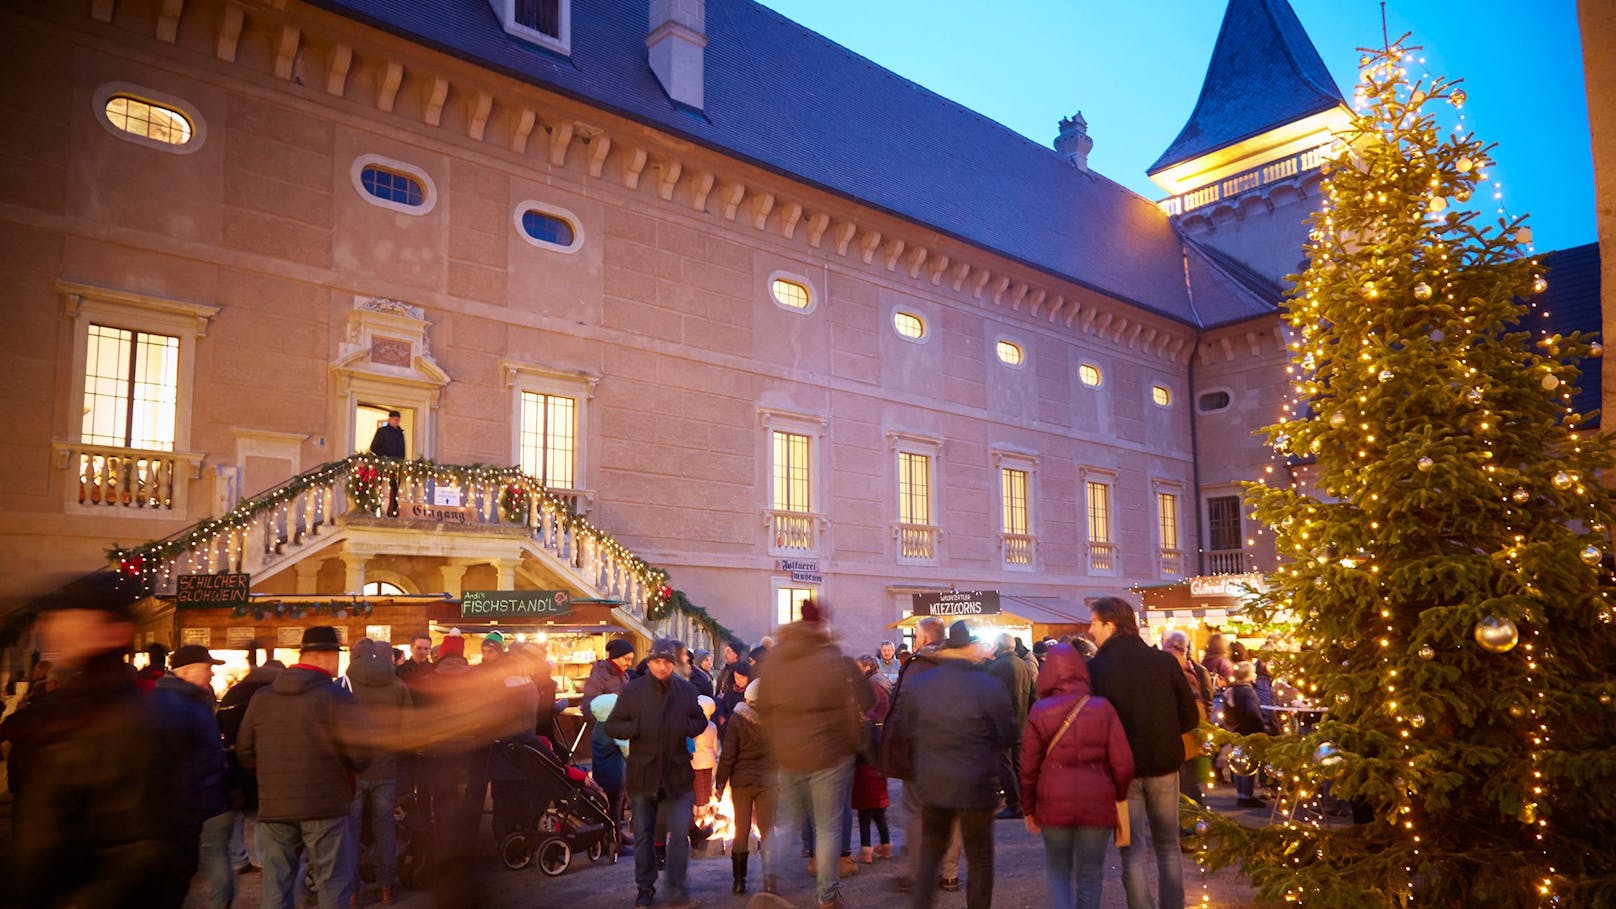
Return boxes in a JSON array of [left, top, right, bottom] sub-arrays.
[[910, 589, 1000, 617], [460, 589, 572, 621]]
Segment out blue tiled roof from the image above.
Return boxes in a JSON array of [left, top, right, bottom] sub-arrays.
[[1529, 243, 1602, 427], [306, 0, 1254, 326], [1149, 0, 1344, 175]]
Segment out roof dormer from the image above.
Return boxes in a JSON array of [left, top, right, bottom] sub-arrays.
[[1148, 0, 1348, 196], [489, 0, 570, 56]]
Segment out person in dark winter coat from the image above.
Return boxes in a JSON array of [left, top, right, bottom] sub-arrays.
[[688, 648, 716, 701], [7, 573, 172, 909], [345, 638, 412, 903], [986, 632, 1038, 818], [879, 616, 964, 893], [135, 642, 168, 694], [713, 657, 752, 735], [851, 655, 892, 864], [239, 627, 371, 909], [603, 640, 707, 909], [1020, 643, 1134, 909], [715, 679, 774, 895], [215, 650, 282, 874], [888, 621, 1015, 909], [589, 693, 630, 845], [1222, 661, 1267, 807], [149, 644, 230, 909], [581, 637, 636, 717], [1085, 598, 1199, 909], [756, 601, 872, 909]]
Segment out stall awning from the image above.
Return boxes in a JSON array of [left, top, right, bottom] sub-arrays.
[[887, 594, 1089, 630]]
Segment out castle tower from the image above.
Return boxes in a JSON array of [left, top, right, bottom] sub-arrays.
[[1151, 0, 1352, 285]]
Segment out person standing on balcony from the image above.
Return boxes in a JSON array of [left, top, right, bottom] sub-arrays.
[[368, 410, 406, 516]]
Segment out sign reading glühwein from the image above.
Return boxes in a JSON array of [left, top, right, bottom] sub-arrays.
[[176, 572, 251, 609], [460, 589, 572, 621], [910, 589, 1000, 617]]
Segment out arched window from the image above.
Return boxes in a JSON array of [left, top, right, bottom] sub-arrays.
[[363, 581, 406, 596]]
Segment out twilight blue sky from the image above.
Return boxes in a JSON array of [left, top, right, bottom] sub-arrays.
[[758, 0, 1594, 253]]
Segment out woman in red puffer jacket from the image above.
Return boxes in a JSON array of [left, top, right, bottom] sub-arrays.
[[1020, 643, 1134, 909]]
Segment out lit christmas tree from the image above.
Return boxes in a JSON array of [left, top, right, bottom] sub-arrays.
[[1200, 41, 1616, 907]]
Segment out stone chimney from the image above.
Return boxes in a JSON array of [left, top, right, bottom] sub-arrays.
[[648, 0, 707, 110], [1054, 112, 1094, 171]]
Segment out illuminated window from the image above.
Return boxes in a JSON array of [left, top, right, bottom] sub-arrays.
[[893, 311, 926, 340], [776, 586, 815, 626], [521, 210, 575, 247], [1002, 468, 1029, 536], [996, 340, 1024, 366], [1079, 363, 1103, 387], [1158, 492, 1180, 551], [520, 391, 576, 489], [105, 96, 192, 145], [1086, 481, 1111, 545], [772, 431, 812, 512], [94, 84, 205, 154], [82, 325, 180, 451], [1197, 390, 1232, 413], [1152, 384, 1173, 407], [899, 452, 932, 525], [771, 278, 811, 311], [351, 155, 436, 215], [363, 581, 406, 596]]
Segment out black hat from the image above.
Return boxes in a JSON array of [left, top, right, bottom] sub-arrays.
[[646, 638, 677, 664], [605, 638, 634, 660], [171, 644, 225, 669], [942, 620, 978, 649], [300, 626, 342, 652], [387, 409, 401, 418]]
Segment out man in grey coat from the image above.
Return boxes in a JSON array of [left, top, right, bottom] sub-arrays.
[[239, 626, 370, 909]]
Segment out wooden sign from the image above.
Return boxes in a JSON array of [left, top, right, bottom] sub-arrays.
[[911, 589, 1001, 617], [176, 572, 251, 609], [461, 589, 572, 621]]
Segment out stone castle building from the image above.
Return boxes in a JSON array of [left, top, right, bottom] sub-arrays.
[[4, 0, 1584, 666]]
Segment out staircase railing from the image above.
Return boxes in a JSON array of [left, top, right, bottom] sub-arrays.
[[105, 454, 727, 649]]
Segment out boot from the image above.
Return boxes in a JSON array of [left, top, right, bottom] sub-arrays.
[[763, 873, 779, 894], [857, 846, 874, 864], [731, 852, 749, 894], [838, 854, 859, 877], [873, 843, 893, 860]]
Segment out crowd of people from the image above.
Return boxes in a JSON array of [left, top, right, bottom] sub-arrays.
[[0, 575, 1288, 909]]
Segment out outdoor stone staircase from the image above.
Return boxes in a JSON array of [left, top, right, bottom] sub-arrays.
[[109, 455, 716, 651]]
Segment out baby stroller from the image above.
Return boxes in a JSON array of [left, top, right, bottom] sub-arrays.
[[497, 738, 619, 876]]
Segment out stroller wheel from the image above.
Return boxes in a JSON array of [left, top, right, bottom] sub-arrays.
[[500, 832, 533, 871], [588, 828, 613, 863], [537, 836, 572, 877]]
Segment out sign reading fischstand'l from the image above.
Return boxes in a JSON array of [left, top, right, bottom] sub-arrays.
[[460, 590, 572, 621], [176, 572, 251, 609], [911, 589, 1001, 617]]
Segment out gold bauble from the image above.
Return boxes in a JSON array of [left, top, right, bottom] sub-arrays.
[[1474, 616, 1520, 653]]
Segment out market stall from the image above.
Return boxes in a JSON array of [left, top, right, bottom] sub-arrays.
[[886, 589, 1090, 646]]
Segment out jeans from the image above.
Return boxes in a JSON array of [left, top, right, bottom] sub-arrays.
[[352, 778, 398, 888], [1121, 773, 1184, 909], [228, 809, 260, 868], [858, 808, 890, 847], [776, 758, 854, 905], [197, 811, 236, 909], [800, 799, 853, 855], [259, 816, 356, 909], [631, 788, 695, 899], [1234, 771, 1256, 799], [1042, 825, 1113, 909], [913, 806, 994, 909], [901, 781, 961, 879]]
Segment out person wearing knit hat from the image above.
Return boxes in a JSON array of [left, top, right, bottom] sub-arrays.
[[438, 629, 466, 662], [480, 630, 505, 664], [582, 637, 637, 718]]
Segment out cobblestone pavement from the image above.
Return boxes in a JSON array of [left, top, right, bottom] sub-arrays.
[[196, 782, 1281, 909]]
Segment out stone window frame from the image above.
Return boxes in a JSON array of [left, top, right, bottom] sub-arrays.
[[489, 0, 572, 56], [767, 270, 818, 314], [350, 154, 437, 216], [92, 81, 207, 155], [514, 199, 585, 254]]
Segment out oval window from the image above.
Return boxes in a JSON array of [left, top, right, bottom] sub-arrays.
[[522, 210, 576, 247], [771, 278, 811, 310], [360, 165, 425, 207], [105, 95, 193, 145], [1152, 384, 1173, 407], [1079, 363, 1103, 387], [996, 340, 1024, 366], [1197, 390, 1232, 412], [893, 311, 926, 340]]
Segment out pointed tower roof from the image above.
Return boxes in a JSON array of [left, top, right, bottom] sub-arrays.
[[1149, 0, 1344, 176]]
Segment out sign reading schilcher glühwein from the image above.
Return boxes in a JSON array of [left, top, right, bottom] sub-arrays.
[[460, 589, 572, 621], [176, 572, 251, 609], [910, 589, 1001, 617]]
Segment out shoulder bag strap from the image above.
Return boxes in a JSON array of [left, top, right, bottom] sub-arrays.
[[1043, 695, 1091, 759]]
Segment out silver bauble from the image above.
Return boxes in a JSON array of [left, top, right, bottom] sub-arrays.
[[1417, 456, 1434, 472], [1531, 275, 1549, 295], [1512, 487, 1530, 504], [1591, 342, 1604, 358], [1227, 746, 1257, 776], [1418, 644, 1436, 661], [1474, 616, 1520, 653], [1413, 283, 1433, 301], [1329, 411, 1347, 428], [1553, 471, 1574, 490], [1313, 742, 1346, 775], [1408, 713, 1426, 729], [1378, 369, 1394, 383], [1335, 691, 1350, 706], [1194, 819, 1210, 836], [1467, 387, 1484, 404], [1581, 545, 1603, 566]]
